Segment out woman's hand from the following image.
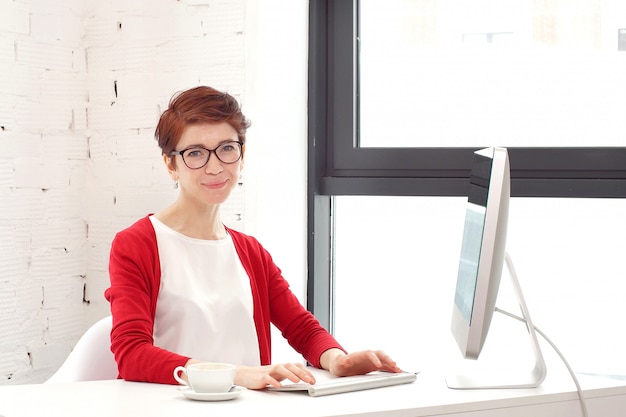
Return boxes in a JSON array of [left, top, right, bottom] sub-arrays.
[[234, 363, 316, 390], [321, 348, 402, 377]]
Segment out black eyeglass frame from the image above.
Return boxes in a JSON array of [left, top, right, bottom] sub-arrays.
[[169, 141, 244, 169]]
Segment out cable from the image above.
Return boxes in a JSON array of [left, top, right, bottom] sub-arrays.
[[495, 307, 588, 417]]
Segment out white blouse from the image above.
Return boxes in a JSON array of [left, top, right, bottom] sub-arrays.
[[149, 216, 260, 366]]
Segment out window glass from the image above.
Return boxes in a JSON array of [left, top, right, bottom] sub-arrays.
[[359, 0, 626, 147], [333, 195, 626, 376]]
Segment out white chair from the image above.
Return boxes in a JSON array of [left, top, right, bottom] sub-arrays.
[[46, 315, 118, 383]]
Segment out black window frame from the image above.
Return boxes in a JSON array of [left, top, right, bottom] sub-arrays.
[[307, 0, 626, 330]]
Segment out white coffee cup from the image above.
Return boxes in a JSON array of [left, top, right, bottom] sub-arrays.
[[173, 362, 236, 393]]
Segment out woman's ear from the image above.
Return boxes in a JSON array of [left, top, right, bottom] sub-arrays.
[[163, 154, 178, 181]]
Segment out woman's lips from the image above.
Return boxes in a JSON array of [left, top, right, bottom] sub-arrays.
[[203, 179, 228, 189]]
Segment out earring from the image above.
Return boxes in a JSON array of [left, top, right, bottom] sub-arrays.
[[173, 180, 179, 189]]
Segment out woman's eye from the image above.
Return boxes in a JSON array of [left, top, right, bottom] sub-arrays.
[[186, 149, 204, 158]]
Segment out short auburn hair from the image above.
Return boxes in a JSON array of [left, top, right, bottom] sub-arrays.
[[155, 86, 251, 155]]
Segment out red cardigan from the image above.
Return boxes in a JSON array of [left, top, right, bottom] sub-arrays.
[[105, 215, 344, 384]]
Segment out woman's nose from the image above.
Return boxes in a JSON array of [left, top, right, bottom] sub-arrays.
[[204, 152, 223, 173]]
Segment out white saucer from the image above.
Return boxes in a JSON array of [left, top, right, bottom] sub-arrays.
[[181, 386, 245, 401]]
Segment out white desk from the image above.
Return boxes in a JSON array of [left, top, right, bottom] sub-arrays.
[[1, 371, 625, 417]]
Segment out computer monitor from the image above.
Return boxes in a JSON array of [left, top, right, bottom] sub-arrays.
[[447, 147, 546, 390]]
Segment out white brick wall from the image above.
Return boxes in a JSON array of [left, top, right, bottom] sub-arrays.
[[0, 0, 252, 384]]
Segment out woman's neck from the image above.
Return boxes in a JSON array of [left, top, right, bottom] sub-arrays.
[[155, 200, 226, 240]]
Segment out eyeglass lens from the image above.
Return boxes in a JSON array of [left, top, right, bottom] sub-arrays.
[[181, 142, 242, 168]]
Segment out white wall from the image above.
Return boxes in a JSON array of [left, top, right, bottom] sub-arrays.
[[1, 0, 90, 384], [0, 0, 308, 384], [243, 0, 309, 365]]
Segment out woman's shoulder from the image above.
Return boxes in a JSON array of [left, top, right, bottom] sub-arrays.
[[225, 227, 273, 258], [226, 227, 280, 278], [113, 215, 157, 244], [226, 226, 260, 246]]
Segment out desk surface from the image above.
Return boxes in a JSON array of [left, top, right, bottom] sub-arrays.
[[1, 370, 625, 417]]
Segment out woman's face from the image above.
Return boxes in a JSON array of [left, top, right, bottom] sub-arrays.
[[166, 122, 243, 207]]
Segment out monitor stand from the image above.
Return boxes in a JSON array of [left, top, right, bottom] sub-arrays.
[[446, 253, 547, 390]]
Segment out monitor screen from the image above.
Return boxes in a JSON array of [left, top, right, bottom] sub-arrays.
[[451, 147, 510, 360]]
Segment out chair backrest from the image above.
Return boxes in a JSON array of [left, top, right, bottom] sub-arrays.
[[46, 315, 118, 383]]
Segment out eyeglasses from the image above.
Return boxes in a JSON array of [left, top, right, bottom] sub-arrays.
[[169, 141, 244, 169]]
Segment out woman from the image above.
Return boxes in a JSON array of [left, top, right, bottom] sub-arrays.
[[105, 86, 401, 389]]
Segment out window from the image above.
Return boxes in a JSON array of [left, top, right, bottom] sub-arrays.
[[309, 0, 626, 199], [331, 196, 626, 376], [359, 0, 626, 150], [307, 0, 626, 329]]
